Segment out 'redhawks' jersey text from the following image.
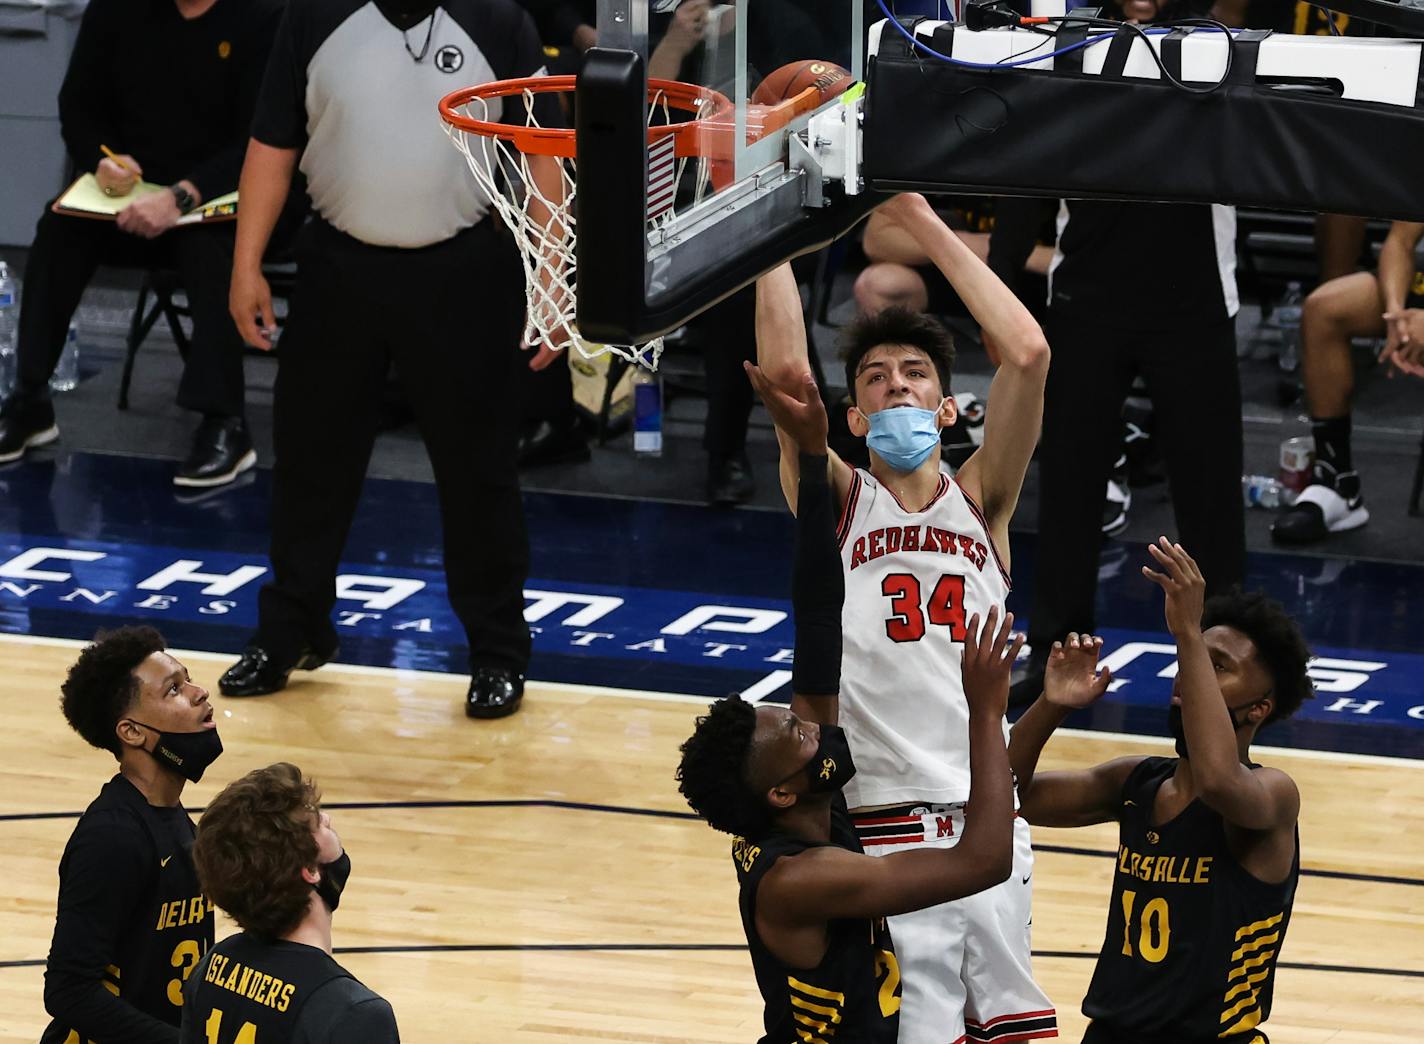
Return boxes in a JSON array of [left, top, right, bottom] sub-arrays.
[[837, 468, 1011, 808]]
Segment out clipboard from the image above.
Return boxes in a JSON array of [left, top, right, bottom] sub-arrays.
[[52, 174, 239, 225]]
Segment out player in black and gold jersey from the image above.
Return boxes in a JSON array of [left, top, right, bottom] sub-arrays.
[[1009, 539, 1313, 1044], [183, 763, 398, 1043], [42, 627, 223, 1043], [677, 376, 1019, 1044]]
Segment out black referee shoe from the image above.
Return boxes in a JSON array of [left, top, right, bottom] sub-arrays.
[[219, 642, 338, 697], [466, 667, 525, 719]]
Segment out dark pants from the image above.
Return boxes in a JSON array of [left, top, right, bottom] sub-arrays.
[[1029, 311, 1245, 650], [695, 284, 757, 461], [14, 206, 246, 417], [256, 218, 531, 672]]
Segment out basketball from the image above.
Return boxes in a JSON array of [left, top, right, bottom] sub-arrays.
[[751, 60, 852, 108]]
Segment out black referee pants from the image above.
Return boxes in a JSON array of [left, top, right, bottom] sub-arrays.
[[1028, 312, 1245, 651], [14, 206, 246, 417], [255, 217, 531, 672]]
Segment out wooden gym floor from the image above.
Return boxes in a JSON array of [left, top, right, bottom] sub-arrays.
[[1, 636, 1420, 1043]]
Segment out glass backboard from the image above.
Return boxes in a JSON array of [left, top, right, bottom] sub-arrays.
[[575, 0, 878, 346]]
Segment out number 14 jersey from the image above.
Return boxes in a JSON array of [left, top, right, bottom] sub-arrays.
[[837, 467, 1012, 809]]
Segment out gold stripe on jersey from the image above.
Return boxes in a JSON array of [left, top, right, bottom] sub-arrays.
[[1232, 912, 1283, 941], [788, 975, 846, 1042], [101, 964, 120, 997], [1218, 911, 1285, 1037]]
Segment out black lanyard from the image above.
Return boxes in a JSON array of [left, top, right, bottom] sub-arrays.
[[403, 11, 437, 62]]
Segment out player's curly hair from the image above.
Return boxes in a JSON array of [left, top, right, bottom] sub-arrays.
[[1202, 591, 1314, 725], [193, 762, 323, 941], [677, 696, 774, 840], [60, 627, 167, 756], [841, 306, 956, 403]]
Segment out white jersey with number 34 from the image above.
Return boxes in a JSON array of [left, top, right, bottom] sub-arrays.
[[837, 467, 1011, 809]]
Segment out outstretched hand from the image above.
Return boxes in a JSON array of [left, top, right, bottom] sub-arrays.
[[745, 363, 828, 455], [1142, 536, 1206, 638], [1043, 633, 1112, 709], [961, 606, 1023, 720]]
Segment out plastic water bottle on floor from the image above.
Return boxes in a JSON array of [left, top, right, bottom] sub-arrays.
[[1276, 281, 1304, 374], [0, 261, 17, 397], [1242, 474, 1284, 510], [50, 321, 81, 393], [632, 362, 663, 457]]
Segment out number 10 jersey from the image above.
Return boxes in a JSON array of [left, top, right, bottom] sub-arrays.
[[837, 467, 1012, 809]]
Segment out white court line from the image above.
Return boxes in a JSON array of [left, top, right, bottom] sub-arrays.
[[3, 632, 1419, 769]]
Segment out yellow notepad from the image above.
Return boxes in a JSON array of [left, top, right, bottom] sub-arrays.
[[52, 174, 239, 225]]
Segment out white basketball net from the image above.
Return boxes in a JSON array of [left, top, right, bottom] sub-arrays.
[[445, 88, 715, 371]]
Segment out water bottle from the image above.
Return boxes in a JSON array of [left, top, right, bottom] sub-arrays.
[[1276, 281, 1304, 374], [0, 261, 17, 397], [50, 321, 81, 393], [631, 362, 663, 456], [1241, 474, 1283, 510]]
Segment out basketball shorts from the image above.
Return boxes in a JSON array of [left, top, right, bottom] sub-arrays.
[[852, 808, 1056, 1044]]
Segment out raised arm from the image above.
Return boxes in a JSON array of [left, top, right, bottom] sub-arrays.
[[753, 266, 854, 513], [1143, 539, 1301, 832], [762, 609, 1018, 921], [876, 194, 1050, 546], [787, 404, 842, 725], [1007, 634, 1144, 827]]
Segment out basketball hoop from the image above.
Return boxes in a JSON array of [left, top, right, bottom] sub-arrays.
[[440, 75, 732, 371]]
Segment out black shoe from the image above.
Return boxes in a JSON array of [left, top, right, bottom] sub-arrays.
[[466, 667, 525, 719], [0, 397, 59, 464], [516, 415, 590, 470], [219, 642, 337, 697], [174, 416, 256, 488], [1009, 653, 1047, 708], [707, 452, 755, 506]]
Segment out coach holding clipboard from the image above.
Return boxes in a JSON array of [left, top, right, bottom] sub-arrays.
[[0, 0, 284, 486]]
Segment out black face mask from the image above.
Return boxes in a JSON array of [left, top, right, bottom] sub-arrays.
[[1167, 700, 1262, 760], [313, 851, 352, 914], [129, 721, 223, 783], [781, 723, 858, 794]]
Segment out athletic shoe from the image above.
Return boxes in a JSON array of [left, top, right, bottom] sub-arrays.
[[174, 416, 256, 488], [1271, 473, 1369, 544], [0, 397, 59, 464]]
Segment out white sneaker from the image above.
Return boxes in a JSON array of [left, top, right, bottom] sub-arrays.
[[1271, 478, 1368, 544]]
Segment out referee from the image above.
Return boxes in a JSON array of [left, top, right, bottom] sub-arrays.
[[223, 0, 564, 715]]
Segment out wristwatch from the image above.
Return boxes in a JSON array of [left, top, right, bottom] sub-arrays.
[[169, 183, 197, 215]]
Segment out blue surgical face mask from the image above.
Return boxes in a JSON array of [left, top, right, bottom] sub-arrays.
[[858, 401, 947, 472]]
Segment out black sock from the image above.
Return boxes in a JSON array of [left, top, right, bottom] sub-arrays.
[[1310, 416, 1352, 483]]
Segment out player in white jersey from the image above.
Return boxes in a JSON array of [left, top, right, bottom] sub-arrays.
[[747, 192, 1054, 1044]]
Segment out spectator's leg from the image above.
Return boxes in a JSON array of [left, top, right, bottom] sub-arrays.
[[1314, 214, 1368, 284], [1140, 318, 1245, 595], [698, 285, 758, 505], [168, 223, 246, 420], [515, 339, 588, 469], [396, 221, 531, 673], [168, 223, 254, 486], [255, 225, 388, 661], [12, 208, 129, 403], [1300, 272, 1386, 483], [1026, 314, 1137, 655], [854, 262, 930, 315]]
